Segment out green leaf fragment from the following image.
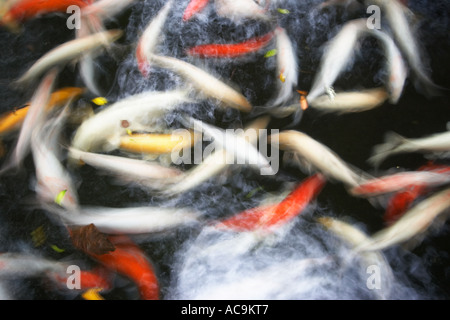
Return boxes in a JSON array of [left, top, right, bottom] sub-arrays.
[[55, 189, 67, 205], [264, 49, 278, 58], [277, 8, 290, 14], [50, 245, 65, 253]]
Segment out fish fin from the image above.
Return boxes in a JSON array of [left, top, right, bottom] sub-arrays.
[[367, 132, 407, 168], [282, 151, 315, 175]]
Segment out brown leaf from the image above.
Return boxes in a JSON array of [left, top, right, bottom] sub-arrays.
[[70, 224, 115, 255]]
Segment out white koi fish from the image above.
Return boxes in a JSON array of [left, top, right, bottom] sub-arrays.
[[270, 27, 299, 107], [160, 116, 271, 196], [306, 18, 368, 103], [187, 116, 275, 175], [70, 90, 191, 153], [136, 0, 173, 77], [308, 87, 389, 113], [68, 147, 183, 189], [368, 130, 450, 167], [14, 29, 123, 87], [214, 0, 270, 23], [270, 130, 369, 188], [48, 205, 202, 235], [31, 105, 80, 211], [148, 54, 252, 112]]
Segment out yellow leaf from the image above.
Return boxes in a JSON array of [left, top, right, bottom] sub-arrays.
[[264, 49, 277, 58], [82, 288, 105, 300], [277, 8, 290, 14], [91, 97, 108, 106]]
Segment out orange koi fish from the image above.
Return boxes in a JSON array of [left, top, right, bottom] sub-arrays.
[[182, 0, 209, 21], [0, 87, 85, 137], [89, 235, 159, 300], [1, 0, 91, 28], [186, 31, 275, 58], [216, 173, 326, 232]]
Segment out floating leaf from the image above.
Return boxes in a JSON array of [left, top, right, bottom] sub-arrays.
[[126, 129, 132, 136], [55, 189, 67, 206], [279, 72, 286, 83], [70, 224, 115, 256], [277, 8, 290, 14], [82, 288, 105, 300], [50, 244, 65, 253], [245, 186, 264, 199], [264, 49, 277, 58], [91, 97, 108, 106]]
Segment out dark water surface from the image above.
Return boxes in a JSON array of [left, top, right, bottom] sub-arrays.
[[0, 0, 449, 300]]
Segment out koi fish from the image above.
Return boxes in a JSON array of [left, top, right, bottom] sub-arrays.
[[350, 170, 450, 197], [216, 174, 326, 232], [70, 90, 192, 153], [182, 0, 209, 21], [0, 68, 58, 175], [0, 0, 90, 29], [80, 0, 135, 22], [270, 130, 369, 188], [136, 0, 173, 77], [31, 105, 80, 211], [14, 29, 123, 87], [87, 235, 159, 300], [0, 87, 84, 137], [368, 130, 450, 167], [270, 27, 299, 107], [308, 87, 389, 113], [48, 204, 201, 235], [186, 31, 275, 58], [186, 116, 274, 175], [356, 187, 450, 252], [68, 147, 183, 189], [383, 162, 450, 225], [159, 116, 270, 196], [148, 54, 252, 112], [214, 0, 269, 23], [369, 0, 443, 97], [317, 216, 394, 299], [306, 18, 368, 103], [119, 130, 195, 155], [369, 29, 408, 104]]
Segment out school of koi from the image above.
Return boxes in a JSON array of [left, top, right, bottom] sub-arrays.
[[0, 0, 449, 300]]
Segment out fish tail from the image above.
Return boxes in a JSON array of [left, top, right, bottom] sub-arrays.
[[368, 131, 408, 168]]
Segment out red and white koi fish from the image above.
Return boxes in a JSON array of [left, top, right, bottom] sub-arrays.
[[216, 173, 326, 232], [214, 0, 270, 23], [148, 54, 252, 112], [308, 87, 389, 113], [186, 31, 275, 58], [182, 0, 209, 21], [306, 18, 368, 103], [136, 0, 173, 77], [70, 90, 191, 153], [0, 68, 57, 175], [88, 235, 159, 300], [350, 170, 450, 197], [356, 187, 450, 252], [270, 130, 369, 188], [368, 130, 450, 167], [383, 162, 450, 225], [270, 27, 298, 107], [14, 29, 122, 87], [31, 105, 80, 211]]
